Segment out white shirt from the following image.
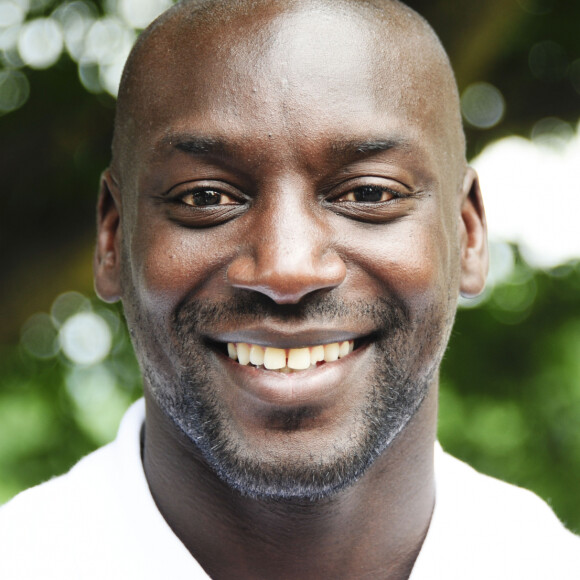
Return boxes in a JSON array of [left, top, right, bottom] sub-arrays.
[[411, 445, 580, 579], [1, 399, 578, 579]]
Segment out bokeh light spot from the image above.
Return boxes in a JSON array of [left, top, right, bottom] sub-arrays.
[[53, 0, 97, 61], [487, 241, 516, 288], [492, 278, 538, 315], [99, 56, 128, 96], [0, 23, 20, 51], [529, 41, 568, 83], [95, 307, 121, 336], [472, 124, 580, 269], [118, 0, 173, 29], [66, 364, 116, 410], [461, 82, 505, 129], [82, 17, 127, 64], [65, 364, 132, 444], [17, 17, 63, 69], [51, 291, 91, 327], [21, 313, 59, 359], [0, 68, 29, 112], [1, 45, 25, 68], [8, 0, 29, 13], [531, 117, 574, 150], [59, 311, 113, 366], [81, 16, 135, 95], [78, 61, 102, 92], [0, 1, 26, 28]]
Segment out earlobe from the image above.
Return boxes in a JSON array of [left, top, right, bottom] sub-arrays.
[[459, 167, 489, 298], [94, 170, 123, 303]]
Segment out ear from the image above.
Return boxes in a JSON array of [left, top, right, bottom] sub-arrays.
[[94, 170, 123, 303], [459, 167, 489, 298]]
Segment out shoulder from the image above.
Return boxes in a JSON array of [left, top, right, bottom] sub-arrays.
[[0, 432, 126, 526], [410, 445, 580, 580], [0, 399, 146, 525], [0, 400, 202, 580], [0, 442, 130, 578]]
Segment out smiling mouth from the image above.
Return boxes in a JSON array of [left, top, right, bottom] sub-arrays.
[[223, 340, 356, 373]]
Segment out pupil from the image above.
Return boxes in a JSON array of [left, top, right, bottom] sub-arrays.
[[355, 186, 382, 202], [193, 190, 220, 206]]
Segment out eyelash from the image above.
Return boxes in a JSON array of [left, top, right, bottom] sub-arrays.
[[332, 184, 404, 204], [176, 188, 240, 207], [165, 180, 410, 228]]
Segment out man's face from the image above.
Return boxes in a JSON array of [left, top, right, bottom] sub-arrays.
[[100, 5, 482, 500]]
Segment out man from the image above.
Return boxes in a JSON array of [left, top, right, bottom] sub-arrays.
[[1, 0, 578, 578]]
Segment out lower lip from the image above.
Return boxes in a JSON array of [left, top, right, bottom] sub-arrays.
[[216, 343, 372, 406]]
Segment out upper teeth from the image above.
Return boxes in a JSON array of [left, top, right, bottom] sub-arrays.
[[227, 341, 354, 371]]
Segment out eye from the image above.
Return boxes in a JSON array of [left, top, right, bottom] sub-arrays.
[[335, 185, 398, 203], [326, 180, 417, 224], [179, 189, 239, 207], [164, 182, 247, 227]]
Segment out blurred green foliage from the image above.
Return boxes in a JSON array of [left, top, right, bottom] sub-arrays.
[[0, 300, 142, 502], [440, 255, 580, 532]]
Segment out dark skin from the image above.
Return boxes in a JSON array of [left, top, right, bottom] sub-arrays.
[[94, 1, 488, 578]]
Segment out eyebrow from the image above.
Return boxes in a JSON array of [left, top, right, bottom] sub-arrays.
[[158, 133, 412, 161], [159, 133, 230, 155], [331, 137, 412, 157]]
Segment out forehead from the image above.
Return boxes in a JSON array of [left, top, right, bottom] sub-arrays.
[[123, 3, 455, 177]]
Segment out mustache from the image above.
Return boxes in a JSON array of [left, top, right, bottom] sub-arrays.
[[173, 292, 410, 338]]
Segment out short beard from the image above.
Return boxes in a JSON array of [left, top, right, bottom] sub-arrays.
[[141, 293, 443, 502]]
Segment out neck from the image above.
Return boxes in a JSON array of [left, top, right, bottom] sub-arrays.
[[143, 387, 437, 580]]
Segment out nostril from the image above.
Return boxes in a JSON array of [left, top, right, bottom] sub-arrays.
[[226, 250, 347, 304]]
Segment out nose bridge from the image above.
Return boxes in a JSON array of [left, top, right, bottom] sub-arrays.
[[227, 181, 346, 303], [263, 188, 318, 269]]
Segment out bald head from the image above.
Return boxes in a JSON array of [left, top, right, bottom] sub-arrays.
[[110, 0, 465, 190]]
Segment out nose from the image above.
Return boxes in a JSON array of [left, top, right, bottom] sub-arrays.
[[226, 194, 347, 304]]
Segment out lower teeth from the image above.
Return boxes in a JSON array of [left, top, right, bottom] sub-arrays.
[[250, 363, 321, 373]]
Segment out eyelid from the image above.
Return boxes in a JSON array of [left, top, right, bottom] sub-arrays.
[[327, 196, 411, 224], [168, 204, 245, 228], [167, 180, 247, 203], [161, 180, 248, 227], [179, 189, 239, 206], [326, 179, 410, 203], [323, 179, 420, 224], [337, 187, 401, 203]]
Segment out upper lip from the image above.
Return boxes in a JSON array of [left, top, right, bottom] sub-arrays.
[[205, 324, 374, 349]]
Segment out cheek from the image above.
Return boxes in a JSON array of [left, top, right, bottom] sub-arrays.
[[342, 219, 454, 313], [129, 220, 234, 314]]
